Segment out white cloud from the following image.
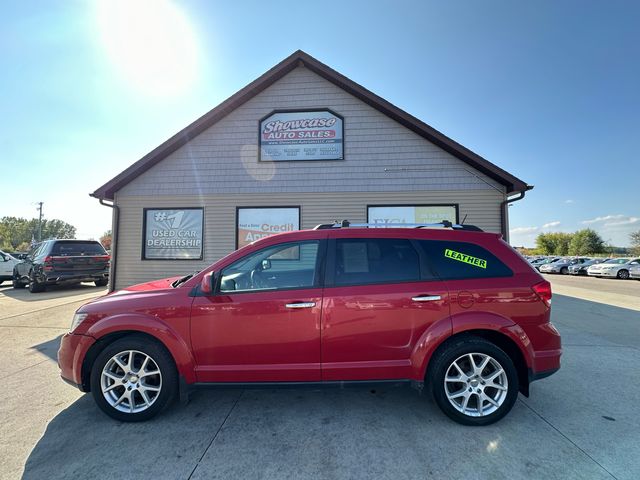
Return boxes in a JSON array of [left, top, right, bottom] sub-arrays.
[[605, 216, 639, 227], [542, 221, 561, 228], [510, 226, 538, 234], [564, 199, 574, 204], [582, 214, 625, 224]]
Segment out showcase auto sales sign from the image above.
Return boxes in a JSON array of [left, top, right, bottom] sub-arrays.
[[259, 110, 343, 161]]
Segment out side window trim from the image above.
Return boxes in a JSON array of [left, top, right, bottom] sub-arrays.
[[214, 239, 327, 295]]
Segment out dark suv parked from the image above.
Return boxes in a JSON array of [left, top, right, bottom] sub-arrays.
[[13, 240, 110, 293]]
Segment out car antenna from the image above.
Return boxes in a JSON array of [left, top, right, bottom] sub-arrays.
[[461, 214, 468, 225]]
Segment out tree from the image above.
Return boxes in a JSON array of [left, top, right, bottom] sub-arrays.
[[631, 230, 640, 255], [568, 229, 605, 255], [0, 216, 76, 249], [100, 230, 112, 251], [535, 232, 574, 255]]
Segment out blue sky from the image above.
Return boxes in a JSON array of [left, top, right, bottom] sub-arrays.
[[1, 0, 638, 246]]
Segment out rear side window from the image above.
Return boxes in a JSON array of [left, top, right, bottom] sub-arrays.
[[334, 238, 420, 286], [419, 240, 512, 280], [51, 241, 107, 256]]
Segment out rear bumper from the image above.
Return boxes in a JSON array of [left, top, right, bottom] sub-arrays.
[[57, 332, 96, 391], [45, 271, 108, 285], [520, 322, 562, 377]]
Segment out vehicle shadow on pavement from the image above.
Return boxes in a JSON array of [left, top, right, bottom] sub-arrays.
[[30, 335, 64, 362], [21, 385, 610, 480], [0, 283, 105, 303]]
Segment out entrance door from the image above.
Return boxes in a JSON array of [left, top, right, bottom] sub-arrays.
[[190, 240, 325, 382]]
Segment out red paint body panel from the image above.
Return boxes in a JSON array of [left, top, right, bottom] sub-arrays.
[[321, 280, 450, 380], [190, 289, 323, 382], [58, 333, 95, 386], [57, 227, 561, 392]]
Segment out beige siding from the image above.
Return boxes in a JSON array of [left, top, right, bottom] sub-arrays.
[[113, 190, 503, 289], [118, 66, 506, 196]]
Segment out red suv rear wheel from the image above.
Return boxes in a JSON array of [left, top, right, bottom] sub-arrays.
[[430, 337, 519, 426]]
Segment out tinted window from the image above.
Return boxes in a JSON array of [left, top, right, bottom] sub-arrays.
[[420, 240, 512, 280], [51, 241, 106, 256], [220, 241, 319, 293], [334, 238, 420, 286]]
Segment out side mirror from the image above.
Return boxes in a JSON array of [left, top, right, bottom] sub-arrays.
[[261, 259, 271, 271], [200, 272, 214, 295]]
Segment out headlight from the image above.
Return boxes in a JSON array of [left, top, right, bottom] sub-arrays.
[[70, 313, 88, 332]]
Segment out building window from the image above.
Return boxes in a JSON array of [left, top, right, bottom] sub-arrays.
[[367, 204, 458, 226], [142, 208, 204, 260], [236, 207, 300, 249]]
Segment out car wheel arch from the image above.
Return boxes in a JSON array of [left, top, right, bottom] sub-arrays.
[[420, 326, 531, 397], [81, 318, 197, 390]]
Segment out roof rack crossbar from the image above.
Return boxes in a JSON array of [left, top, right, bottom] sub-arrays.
[[313, 221, 483, 232]]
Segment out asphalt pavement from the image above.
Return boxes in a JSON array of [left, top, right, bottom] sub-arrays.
[[0, 276, 639, 480]]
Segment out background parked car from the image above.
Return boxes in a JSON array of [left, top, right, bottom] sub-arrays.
[[539, 257, 591, 275], [7, 251, 28, 260], [0, 249, 21, 286], [568, 258, 604, 275], [587, 258, 640, 279], [530, 257, 561, 272], [630, 263, 640, 280], [13, 239, 110, 292]]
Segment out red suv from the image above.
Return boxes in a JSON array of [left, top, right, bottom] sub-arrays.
[[58, 223, 561, 425]]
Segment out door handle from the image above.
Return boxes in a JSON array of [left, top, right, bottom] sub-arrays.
[[412, 295, 441, 302], [285, 302, 316, 309]]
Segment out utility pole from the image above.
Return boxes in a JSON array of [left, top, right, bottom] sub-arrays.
[[36, 202, 43, 241]]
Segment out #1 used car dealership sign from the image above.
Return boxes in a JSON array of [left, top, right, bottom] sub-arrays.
[[259, 110, 343, 161], [143, 208, 204, 260]]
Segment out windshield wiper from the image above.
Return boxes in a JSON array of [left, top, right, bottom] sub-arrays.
[[172, 271, 199, 288]]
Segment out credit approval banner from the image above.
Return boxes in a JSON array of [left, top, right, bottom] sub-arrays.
[[237, 207, 300, 249], [259, 110, 343, 161]]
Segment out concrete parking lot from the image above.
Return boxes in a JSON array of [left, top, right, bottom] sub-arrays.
[[1, 277, 639, 480]]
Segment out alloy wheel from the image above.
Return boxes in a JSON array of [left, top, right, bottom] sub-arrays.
[[443, 353, 508, 417], [100, 350, 162, 413]]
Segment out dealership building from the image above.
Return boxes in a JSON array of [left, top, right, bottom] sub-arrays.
[[91, 50, 531, 290]]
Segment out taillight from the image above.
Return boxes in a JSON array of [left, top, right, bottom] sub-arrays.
[[532, 280, 552, 307], [44, 255, 53, 271]]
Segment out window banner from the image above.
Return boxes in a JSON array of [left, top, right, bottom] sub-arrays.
[[237, 207, 300, 249], [143, 208, 203, 260], [367, 205, 457, 226]]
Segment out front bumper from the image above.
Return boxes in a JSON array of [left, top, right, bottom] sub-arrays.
[[588, 270, 617, 277], [57, 332, 96, 391]]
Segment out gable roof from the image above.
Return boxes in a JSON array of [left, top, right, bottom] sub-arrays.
[[91, 50, 531, 200]]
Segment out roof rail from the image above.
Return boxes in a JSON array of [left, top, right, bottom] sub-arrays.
[[313, 220, 483, 232]]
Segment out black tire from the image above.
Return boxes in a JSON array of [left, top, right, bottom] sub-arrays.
[[90, 335, 177, 422], [12, 270, 25, 289], [28, 272, 46, 293], [95, 279, 108, 287], [429, 337, 519, 426], [560, 267, 568, 275], [617, 269, 630, 280]]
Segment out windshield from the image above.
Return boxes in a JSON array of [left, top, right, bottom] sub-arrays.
[[604, 258, 629, 264]]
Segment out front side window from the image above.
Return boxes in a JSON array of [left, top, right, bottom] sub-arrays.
[[219, 241, 320, 293], [420, 240, 513, 280], [334, 238, 420, 286]]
